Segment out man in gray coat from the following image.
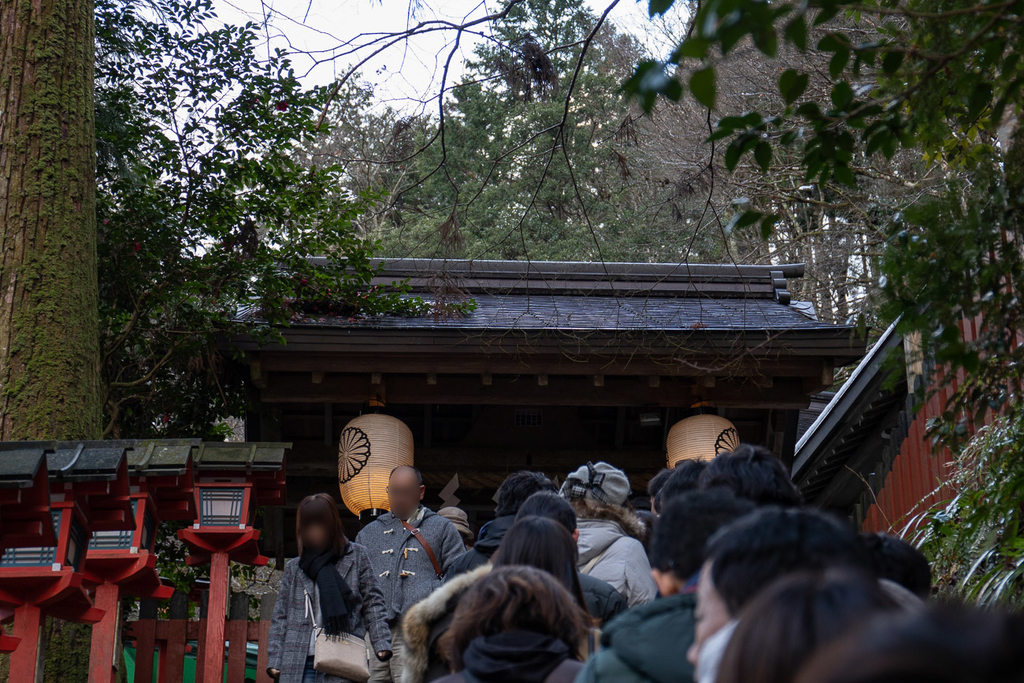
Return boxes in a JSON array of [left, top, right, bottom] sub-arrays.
[[356, 466, 466, 683]]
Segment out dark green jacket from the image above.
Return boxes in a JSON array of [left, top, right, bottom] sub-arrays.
[[575, 593, 697, 683]]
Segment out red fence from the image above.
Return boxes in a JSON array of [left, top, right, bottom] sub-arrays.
[[126, 590, 275, 683], [860, 316, 989, 534]]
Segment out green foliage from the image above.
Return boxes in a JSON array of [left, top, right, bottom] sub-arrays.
[[94, 0, 429, 439], [628, 0, 1022, 181], [908, 413, 1024, 607], [629, 0, 1024, 601], [313, 0, 728, 262], [879, 161, 1024, 451]]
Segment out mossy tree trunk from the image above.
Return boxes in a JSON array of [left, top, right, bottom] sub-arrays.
[[0, 0, 101, 676], [0, 0, 101, 440]]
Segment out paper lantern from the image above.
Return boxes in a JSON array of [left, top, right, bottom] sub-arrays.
[[666, 407, 740, 467], [338, 413, 414, 518]]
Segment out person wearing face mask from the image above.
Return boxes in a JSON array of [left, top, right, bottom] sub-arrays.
[[575, 490, 754, 683], [687, 507, 870, 683], [266, 493, 392, 683]]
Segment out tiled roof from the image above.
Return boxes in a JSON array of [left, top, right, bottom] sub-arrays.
[[296, 292, 829, 332], [276, 258, 839, 334]]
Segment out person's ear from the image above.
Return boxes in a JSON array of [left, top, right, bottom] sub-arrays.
[[652, 568, 685, 597], [418, 484, 425, 501], [572, 529, 580, 543]]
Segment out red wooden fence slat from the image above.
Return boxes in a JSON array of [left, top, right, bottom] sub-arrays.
[[134, 600, 158, 683], [255, 592, 277, 683], [161, 592, 189, 683], [195, 591, 209, 683], [226, 593, 249, 681]]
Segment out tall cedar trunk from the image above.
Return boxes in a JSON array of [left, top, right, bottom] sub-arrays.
[[0, 0, 101, 439]]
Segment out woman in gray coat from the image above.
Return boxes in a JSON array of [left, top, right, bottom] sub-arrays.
[[268, 493, 393, 683]]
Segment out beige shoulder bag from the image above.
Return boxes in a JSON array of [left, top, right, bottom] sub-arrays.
[[305, 590, 370, 682]]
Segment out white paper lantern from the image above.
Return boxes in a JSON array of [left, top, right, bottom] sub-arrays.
[[666, 408, 740, 467], [338, 413, 414, 518]]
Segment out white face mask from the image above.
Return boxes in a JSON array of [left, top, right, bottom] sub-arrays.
[[696, 619, 739, 683]]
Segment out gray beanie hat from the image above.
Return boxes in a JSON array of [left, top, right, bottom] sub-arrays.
[[559, 461, 631, 506]]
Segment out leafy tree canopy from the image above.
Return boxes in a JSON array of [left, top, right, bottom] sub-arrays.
[[95, 0, 428, 439], [627, 0, 1024, 599]]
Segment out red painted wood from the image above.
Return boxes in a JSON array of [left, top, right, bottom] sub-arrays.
[[155, 640, 168, 683], [88, 582, 122, 683], [133, 618, 156, 683], [195, 611, 209, 682], [161, 603, 188, 683], [0, 634, 20, 654], [255, 591, 276, 683], [202, 552, 230, 683], [225, 614, 247, 680], [9, 603, 44, 682], [255, 618, 273, 683]]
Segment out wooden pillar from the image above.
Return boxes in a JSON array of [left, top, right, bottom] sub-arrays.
[[201, 552, 230, 682], [159, 591, 188, 683], [9, 603, 45, 683], [195, 591, 209, 682], [133, 599, 158, 683], [88, 582, 122, 683], [225, 592, 249, 679], [255, 591, 276, 683]]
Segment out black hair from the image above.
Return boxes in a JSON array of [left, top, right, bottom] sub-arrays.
[[493, 516, 587, 610], [495, 470, 556, 517], [389, 465, 423, 485], [296, 493, 348, 555], [698, 444, 803, 507], [796, 606, 1024, 683], [718, 569, 898, 683], [858, 532, 932, 598], [706, 506, 868, 615], [517, 491, 577, 533], [647, 468, 673, 500], [649, 489, 756, 579], [656, 460, 709, 512]]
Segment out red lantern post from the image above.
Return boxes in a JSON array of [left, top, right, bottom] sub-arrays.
[[0, 443, 133, 682], [176, 442, 287, 682], [83, 439, 198, 683], [0, 447, 54, 655]]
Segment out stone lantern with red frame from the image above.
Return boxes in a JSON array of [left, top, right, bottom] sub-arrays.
[[0, 447, 55, 654], [176, 441, 288, 680], [82, 439, 198, 683], [0, 442, 133, 681]]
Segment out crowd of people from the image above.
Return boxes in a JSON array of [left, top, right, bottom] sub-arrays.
[[267, 445, 1024, 683]]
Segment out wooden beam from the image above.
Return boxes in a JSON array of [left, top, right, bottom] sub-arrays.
[[821, 362, 835, 387], [261, 373, 814, 408], [323, 403, 333, 446], [250, 360, 268, 390], [282, 442, 666, 479], [249, 350, 849, 378]]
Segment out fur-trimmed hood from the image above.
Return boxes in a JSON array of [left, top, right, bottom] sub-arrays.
[[401, 564, 492, 683], [570, 499, 658, 608], [569, 498, 648, 544]]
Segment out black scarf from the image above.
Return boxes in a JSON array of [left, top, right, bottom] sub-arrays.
[[298, 546, 356, 636], [461, 631, 571, 683]]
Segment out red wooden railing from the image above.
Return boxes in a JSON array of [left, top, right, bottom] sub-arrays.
[[860, 314, 1024, 534], [126, 589, 276, 683]]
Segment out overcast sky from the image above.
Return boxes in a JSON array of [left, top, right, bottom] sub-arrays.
[[211, 0, 686, 112]]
